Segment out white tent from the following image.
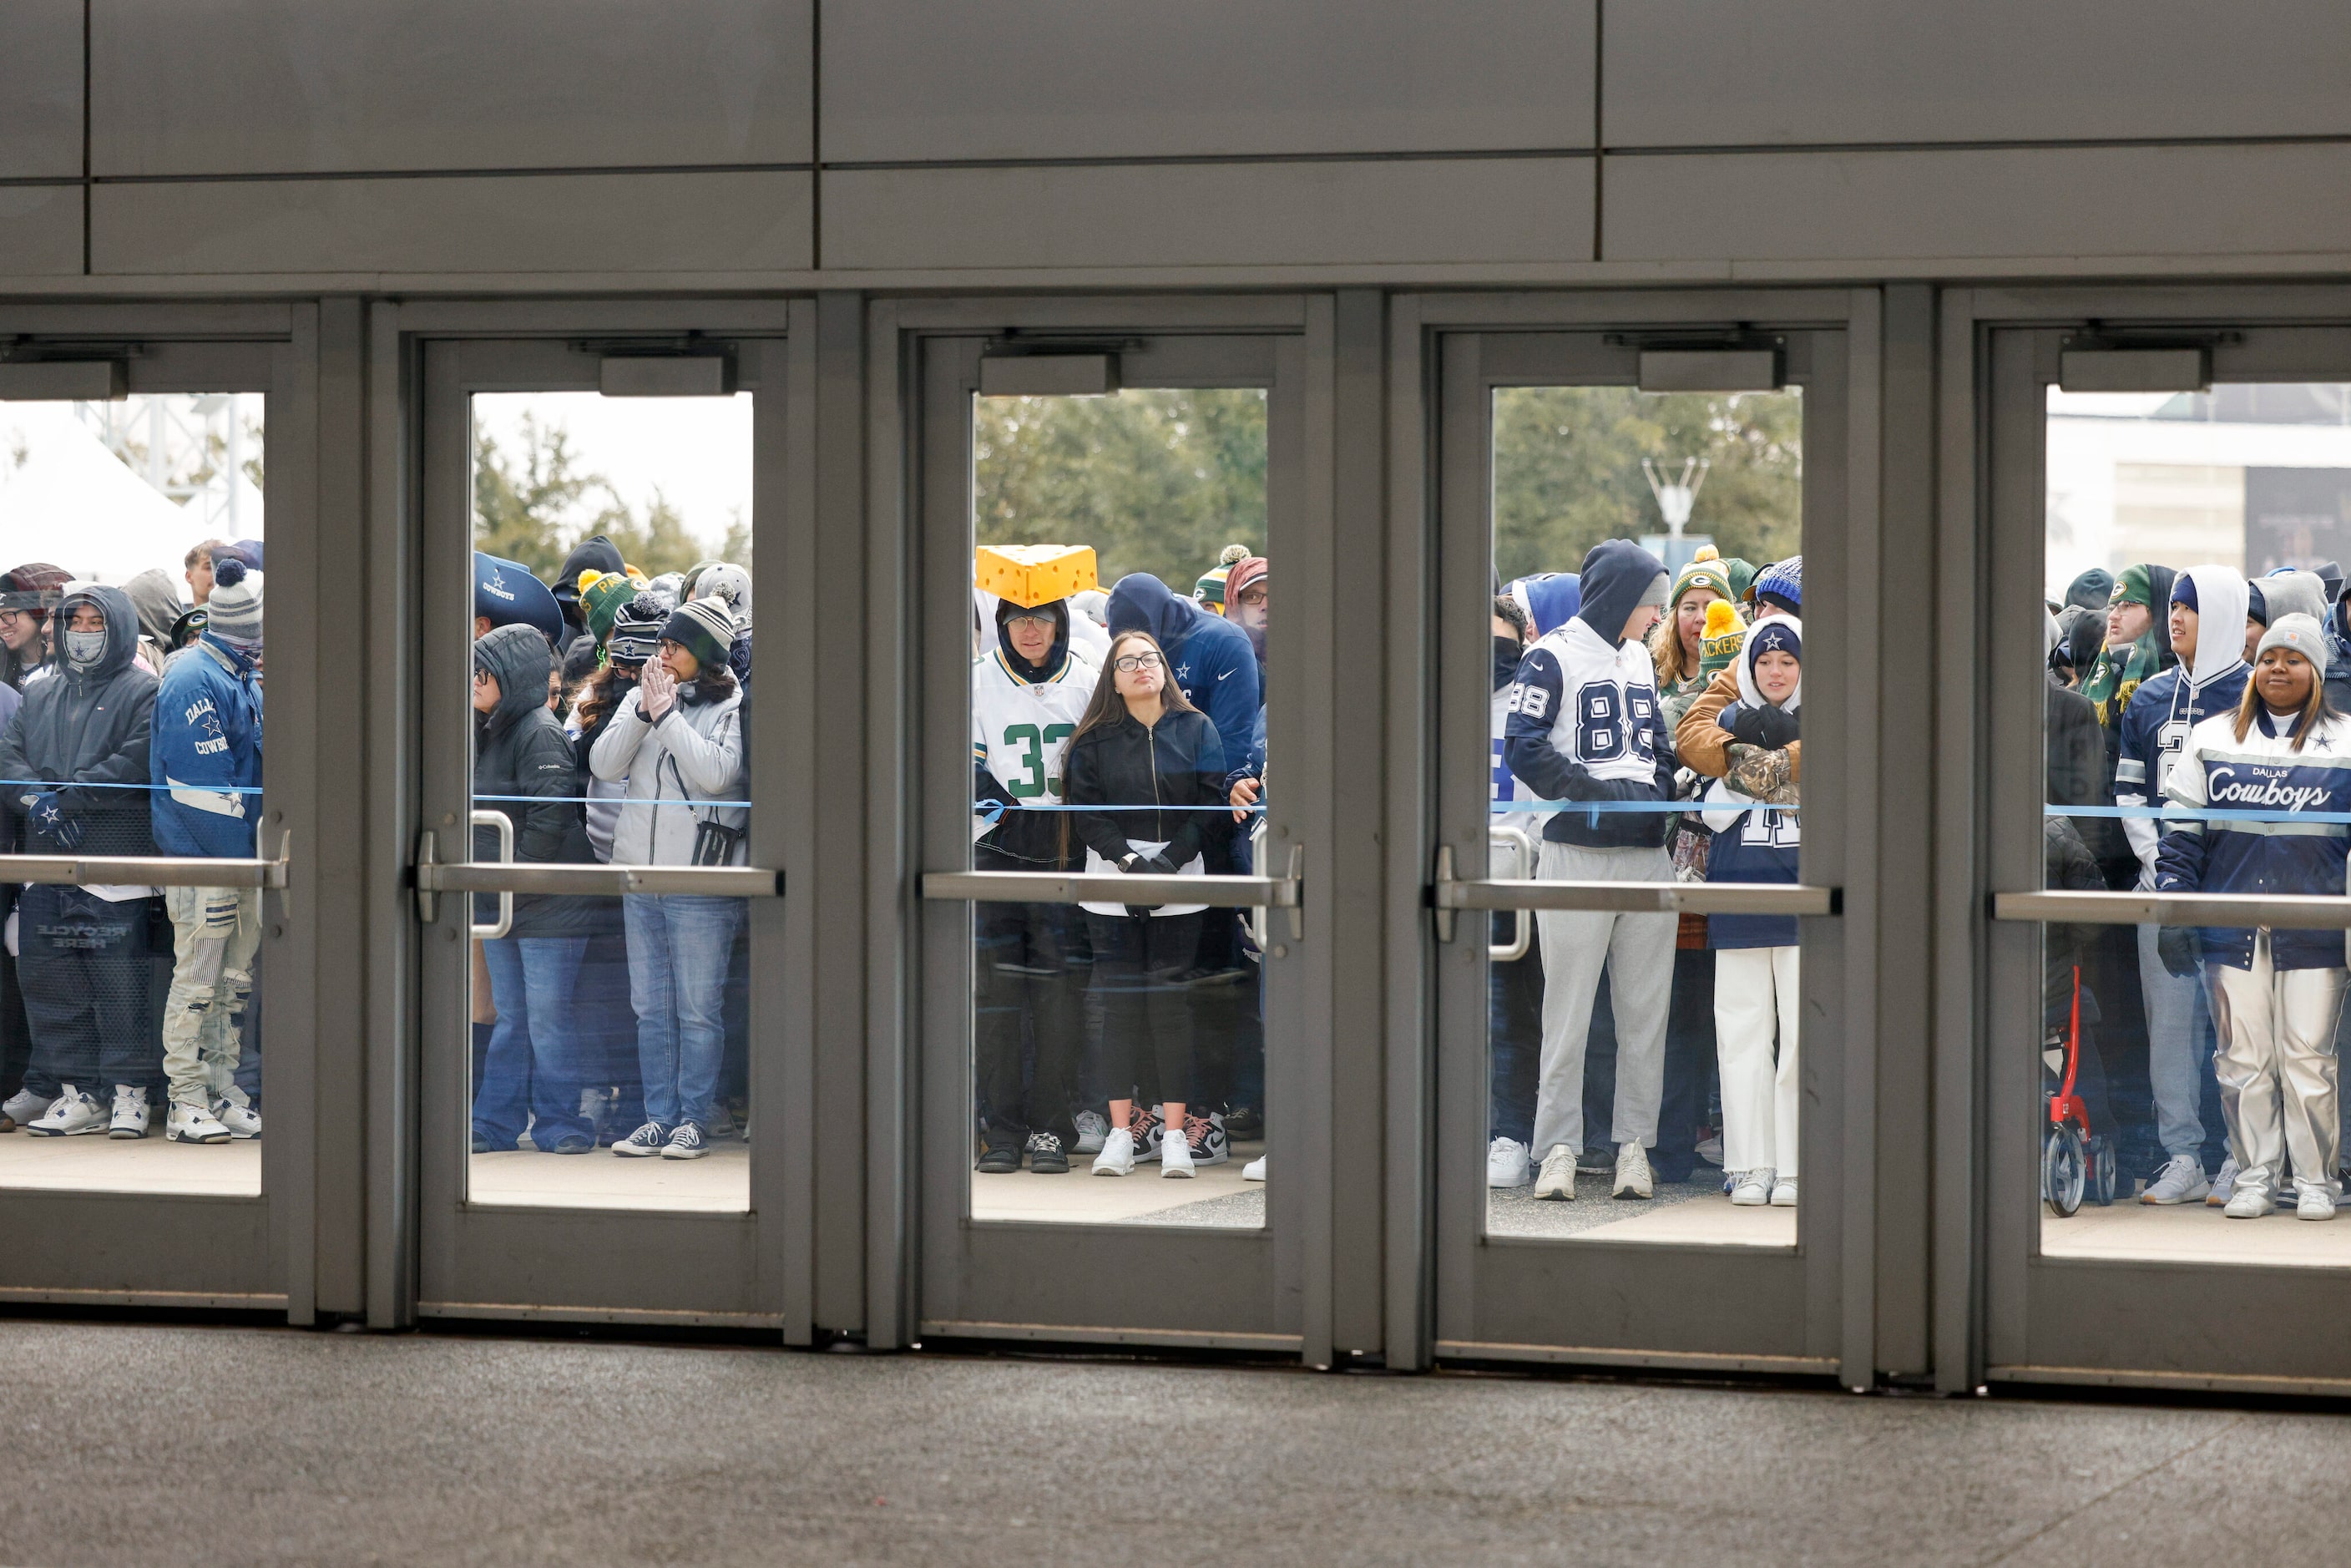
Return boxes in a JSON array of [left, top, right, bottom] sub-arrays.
[[0, 402, 263, 585]]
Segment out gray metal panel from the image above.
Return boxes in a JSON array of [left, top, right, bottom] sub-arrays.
[[90, 171, 813, 275], [1604, 144, 2351, 263], [0, 0, 82, 178], [822, 159, 1591, 272], [822, 0, 1590, 163], [0, 185, 83, 275], [91, 0, 811, 175], [1604, 1, 2351, 148]]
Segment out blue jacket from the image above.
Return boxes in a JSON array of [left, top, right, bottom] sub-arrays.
[[1106, 573, 1264, 784], [150, 636, 264, 857], [2155, 706, 2351, 969]]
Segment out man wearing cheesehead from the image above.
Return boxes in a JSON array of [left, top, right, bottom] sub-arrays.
[[970, 546, 1103, 1176]]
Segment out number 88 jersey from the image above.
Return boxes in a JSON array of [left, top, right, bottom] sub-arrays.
[[973, 645, 1100, 866]]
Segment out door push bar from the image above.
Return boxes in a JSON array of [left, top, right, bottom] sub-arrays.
[[0, 828, 294, 921], [1429, 843, 1839, 943], [1993, 889, 2351, 930], [923, 842, 1307, 941], [412, 823, 786, 930]]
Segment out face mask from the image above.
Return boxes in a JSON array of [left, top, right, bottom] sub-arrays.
[[1492, 635, 1523, 693], [64, 630, 107, 668]]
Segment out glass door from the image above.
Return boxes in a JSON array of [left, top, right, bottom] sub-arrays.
[[1987, 323, 2351, 1387], [412, 335, 792, 1325], [915, 331, 1310, 1350], [1431, 328, 1852, 1371], [0, 331, 302, 1310]]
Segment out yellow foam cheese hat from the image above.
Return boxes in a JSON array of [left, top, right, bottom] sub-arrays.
[[976, 544, 1100, 609]]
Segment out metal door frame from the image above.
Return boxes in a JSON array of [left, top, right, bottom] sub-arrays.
[[0, 305, 327, 1315], [1418, 310, 1868, 1378], [894, 301, 1332, 1357], [399, 312, 811, 1329], [1965, 289, 2351, 1395]]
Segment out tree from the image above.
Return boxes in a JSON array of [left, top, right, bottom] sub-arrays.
[[473, 415, 742, 579], [974, 388, 1267, 592], [1491, 387, 1804, 583]]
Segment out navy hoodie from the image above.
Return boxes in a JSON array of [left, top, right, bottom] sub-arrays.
[[1106, 573, 1263, 783]]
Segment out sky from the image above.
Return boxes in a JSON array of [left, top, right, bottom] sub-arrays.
[[472, 391, 755, 553]]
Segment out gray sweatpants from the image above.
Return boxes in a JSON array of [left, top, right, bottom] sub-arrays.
[[1532, 840, 1676, 1157], [2136, 923, 2213, 1160]]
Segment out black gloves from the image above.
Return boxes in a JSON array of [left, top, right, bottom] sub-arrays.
[[2156, 925, 2201, 979], [1726, 703, 1800, 751], [1115, 850, 1174, 915]]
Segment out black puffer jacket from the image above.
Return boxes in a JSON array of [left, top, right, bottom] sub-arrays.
[[1063, 706, 1227, 874], [473, 623, 615, 938], [0, 584, 159, 856]]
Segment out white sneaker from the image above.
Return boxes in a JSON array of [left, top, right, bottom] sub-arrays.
[[1242, 1156, 1267, 1181], [2206, 1157, 2238, 1207], [1074, 1109, 1109, 1156], [1770, 1176, 1798, 1208], [212, 1099, 261, 1140], [2224, 1180, 2273, 1219], [1486, 1136, 1532, 1189], [1160, 1125, 1196, 1178], [2294, 1181, 2336, 1222], [165, 1102, 231, 1144], [1091, 1126, 1135, 1176], [1731, 1168, 1773, 1206], [27, 1085, 108, 1136], [1695, 1134, 1725, 1168], [2, 1086, 48, 1125], [2140, 1154, 2210, 1205], [1612, 1141, 1654, 1200], [1533, 1144, 1575, 1201], [109, 1085, 149, 1140]]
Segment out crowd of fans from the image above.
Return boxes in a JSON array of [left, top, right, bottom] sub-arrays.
[[0, 542, 269, 1143], [2047, 559, 2351, 1221], [967, 535, 1809, 1212]]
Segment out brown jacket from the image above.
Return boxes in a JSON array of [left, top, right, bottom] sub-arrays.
[[1675, 665, 1802, 783]]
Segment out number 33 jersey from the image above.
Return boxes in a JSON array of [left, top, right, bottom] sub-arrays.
[[973, 645, 1100, 868]]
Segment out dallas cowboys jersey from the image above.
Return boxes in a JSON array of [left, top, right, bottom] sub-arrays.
[[973, 645, 1099, 868], [1500, 619, 1675, 849], [2156, 706, 2351, 970]]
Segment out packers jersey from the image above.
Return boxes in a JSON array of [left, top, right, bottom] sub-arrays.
[[973, 646, 1100, 862]]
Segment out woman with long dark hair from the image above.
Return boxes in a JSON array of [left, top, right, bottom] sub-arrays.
[[1063, 629, 1228, 1178]]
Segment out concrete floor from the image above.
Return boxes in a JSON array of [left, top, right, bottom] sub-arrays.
[[0, 1318, 2343, 1566]]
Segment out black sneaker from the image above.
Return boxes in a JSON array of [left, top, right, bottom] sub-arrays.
[[975, 1143, 1022, 1175], [1224, 1104, 1262, 1140], [1025, 1131, 1069, 1174]]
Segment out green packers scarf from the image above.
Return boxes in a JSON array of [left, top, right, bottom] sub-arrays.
[[2081, 563, 2173, 726]]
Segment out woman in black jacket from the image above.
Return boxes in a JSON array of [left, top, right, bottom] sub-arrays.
[[1063, 630, 1228, 1178], [470, 623, 614, 1154]]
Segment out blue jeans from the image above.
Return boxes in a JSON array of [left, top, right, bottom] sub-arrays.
[[473, 936, 594, 1151], [624, 894, 743, 1130]]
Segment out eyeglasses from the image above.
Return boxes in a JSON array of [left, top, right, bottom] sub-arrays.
[[1004, 612, 1056, 631], [1113, 651, 1164, 673]]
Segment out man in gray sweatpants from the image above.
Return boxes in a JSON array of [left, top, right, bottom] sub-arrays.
[[1501, 539, 1677, 1201], [1533, 842, 1676, 1174]]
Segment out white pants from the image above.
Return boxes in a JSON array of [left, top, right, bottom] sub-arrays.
[[1531, 840, 1676, 1157], [1713, 944, 1799, 1180], [2205, 932, 2345, 1201]]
